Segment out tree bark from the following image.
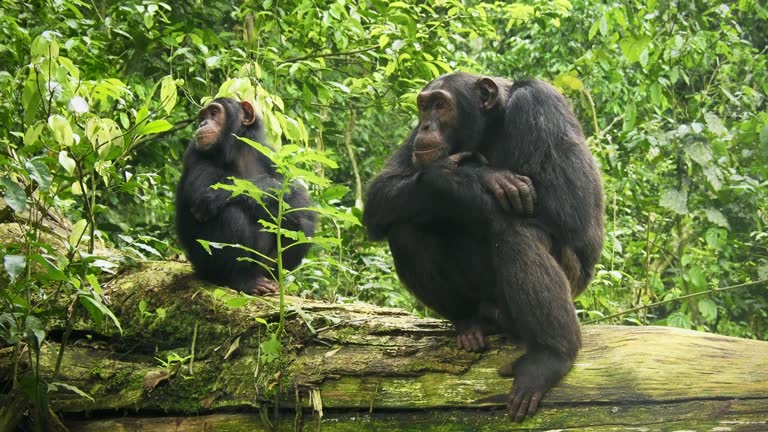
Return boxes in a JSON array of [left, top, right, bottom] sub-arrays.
[[1, 260, 767, 431]]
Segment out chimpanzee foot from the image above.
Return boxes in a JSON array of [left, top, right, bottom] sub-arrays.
[[508, 382, 545, 422], [242, 276, 279, 296], [455, 320, 488, 352], [499, 351, 573, 422]]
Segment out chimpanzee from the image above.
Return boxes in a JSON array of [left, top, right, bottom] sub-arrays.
[[363, 73, 604, 421], [176, 98, 316, 295]]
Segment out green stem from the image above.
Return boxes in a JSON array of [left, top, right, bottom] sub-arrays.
[[585, 279, 768, 324]]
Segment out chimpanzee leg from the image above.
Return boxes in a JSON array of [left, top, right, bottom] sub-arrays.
[[492, 221, 581, 422], [191, 205, 278, 295], [388, 224, 497, 351]]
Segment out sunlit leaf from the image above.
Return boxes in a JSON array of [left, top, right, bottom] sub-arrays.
[[4, 255, 26, 282], [48, 114, 73, 147], [58, 151, 76, 175], [69, 219, 88, 248], [24, 122, 45, 147], [704, 112, 727, 136], [704, 209, 729, 229], [660, 189, 688, 215], [159, 76, 178, 115], [619, 36, 651, 64]]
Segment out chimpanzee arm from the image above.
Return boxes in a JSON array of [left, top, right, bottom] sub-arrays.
[[364, 143, 499, 240], [180, 154, 283, 223], [499, 80, 604, 260]]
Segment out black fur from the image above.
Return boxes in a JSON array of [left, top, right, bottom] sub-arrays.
[[363, 73, 604, 420], [176, 98, 316, 294]]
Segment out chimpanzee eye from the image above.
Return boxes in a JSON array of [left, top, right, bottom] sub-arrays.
[[434, 100, 446, 110]]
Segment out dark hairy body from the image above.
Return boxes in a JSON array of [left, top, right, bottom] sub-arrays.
[[176, 98, 316, 295], [364, 73, 604, 421]]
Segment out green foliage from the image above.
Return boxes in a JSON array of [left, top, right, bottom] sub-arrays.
[[0, 0, 766, 425]]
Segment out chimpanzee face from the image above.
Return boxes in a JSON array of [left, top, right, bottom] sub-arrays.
[[195, 102, 226, 150], [194, 100, 258, 151], [410, 74, 501, 167]]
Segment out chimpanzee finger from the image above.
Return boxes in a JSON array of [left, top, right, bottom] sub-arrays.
[[518, 175, 537, 205], [509, 177, 534, 215], [514, 394, 532, 422], [507, 392, 522, 421], [459, 333, 480, 352], [448, 151, 474, 165], [462, 334, 479, 352], [498, 176, 523, 213], [527, 392, 543, 417], [470, 332, 485, 351], [491, 183, 511, 212]]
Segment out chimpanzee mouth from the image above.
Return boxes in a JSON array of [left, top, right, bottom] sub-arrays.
[[413, 148, 438, 155]]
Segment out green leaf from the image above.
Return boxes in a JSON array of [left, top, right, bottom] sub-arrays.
[[259, 333, 282, 364], [598, 14, 608, 35], [684, 142, 712, 166], [321, 185, 350, 202], [704, 208, 729, 229], [687, 266, 707, 292], [619, 36, 651, 64], [704, 112, 727, 136], [698, 298, 718, 322], [622, 102, 636, 131], [48, 114, 74, 147], [159, 75, 178, 115], [22, 74, 42, 125], [86, 273, 102, 295], [553, 72, 584, 91], [24, 316, 46, 350], [24, 122, 45, 147], [759, 124, 768, 148], [79, 293, 123, 334], [139, 299, 148, 314], [138, 119, 172, 136], [49, 382, 95, 402], [58, 151, 76, 175], [4, 255, 26, 282], [226, 297, 249, 308], [666, 311, 691, 329], [25, 159, 52, 191], [660, 189, 688, 215], [704, 228, 727, 250], [703, 165, 723, 191], [69, 219, 88, 248], [0, 178, 27, 212]]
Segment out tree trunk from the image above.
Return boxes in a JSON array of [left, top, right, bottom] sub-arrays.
[[1, 261, 767, 431]]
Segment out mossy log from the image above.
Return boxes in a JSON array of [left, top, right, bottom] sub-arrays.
[[2, 261, 767, 431]]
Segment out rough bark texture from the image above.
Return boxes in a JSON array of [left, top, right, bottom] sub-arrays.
[[1, 260, 767, 431]]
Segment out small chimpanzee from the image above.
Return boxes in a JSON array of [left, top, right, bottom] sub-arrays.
[[176, 98, 316, 295], [363, 73, 604, 421]]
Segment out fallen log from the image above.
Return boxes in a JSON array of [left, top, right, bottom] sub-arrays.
[[2, 261, 767, 431]]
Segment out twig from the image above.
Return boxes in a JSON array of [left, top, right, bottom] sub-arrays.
[[585, 278, 768, 324]]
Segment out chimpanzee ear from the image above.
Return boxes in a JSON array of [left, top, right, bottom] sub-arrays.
[[240, 100, 257, 126], [477, 77, 499, 111]]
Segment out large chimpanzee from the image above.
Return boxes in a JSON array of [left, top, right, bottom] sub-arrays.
[[176, 98, 316, 295], [363, 73, 604, 421]]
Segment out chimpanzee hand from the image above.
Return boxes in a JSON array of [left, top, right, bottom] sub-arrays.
[[190, 193, 225, 222], [479, 169, 537, 216], [447, 151, 489, 167]]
